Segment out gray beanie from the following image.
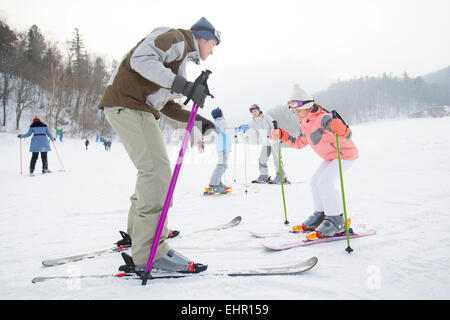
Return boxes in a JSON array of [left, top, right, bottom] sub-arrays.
[[249, 104, 261, 113], [191, 17, 221, 45]]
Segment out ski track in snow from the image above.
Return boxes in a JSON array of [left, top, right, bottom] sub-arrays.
[[1, 117, 449, 299]]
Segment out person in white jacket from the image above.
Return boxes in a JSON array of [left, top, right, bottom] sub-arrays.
[[247, 104, 288, 184]]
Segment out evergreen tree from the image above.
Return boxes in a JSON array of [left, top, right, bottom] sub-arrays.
[[91, 56, 109, 94], [0, 20, 17, 126], [0, 20, 17, 71], [70, 28, 88, 82], [25, 25, 46, 70]]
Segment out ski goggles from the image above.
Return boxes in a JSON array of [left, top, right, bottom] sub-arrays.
[[215, 30, 222, 44], [249, 104, 260, 113], [288, 100, 314, 110]]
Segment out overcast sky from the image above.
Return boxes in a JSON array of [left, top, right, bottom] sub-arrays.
[[1, 0, 449, 124]]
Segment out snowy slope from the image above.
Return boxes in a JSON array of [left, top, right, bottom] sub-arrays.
[[0, 116, 449, 299]]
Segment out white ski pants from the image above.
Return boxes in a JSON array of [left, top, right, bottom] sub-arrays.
[[310, 159, 355, 216]]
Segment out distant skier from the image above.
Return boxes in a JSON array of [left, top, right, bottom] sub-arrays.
[[238, 104, 288, 184], [85, 139, 89, 150], [197, 140, 204, 153], [17, 116, 55, 175], [205, 107, 232, 195], [269, 87, 359, 237]]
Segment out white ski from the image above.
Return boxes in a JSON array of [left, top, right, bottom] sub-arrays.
[[42, 216, 242, 267], [32, 256, 318, 283]]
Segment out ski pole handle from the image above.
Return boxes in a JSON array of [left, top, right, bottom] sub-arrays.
[[272, 120, 280, 139], [331, 110, 348, 126], [183, 70, 214, 106]]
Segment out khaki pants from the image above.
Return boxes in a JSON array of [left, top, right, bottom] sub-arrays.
[[104, 106, 171, 265]]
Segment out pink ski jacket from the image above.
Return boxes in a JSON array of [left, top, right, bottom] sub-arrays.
[[285, 106, 359, 161]]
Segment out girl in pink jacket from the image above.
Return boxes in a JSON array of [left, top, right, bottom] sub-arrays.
[[270, 87, 358, 237]]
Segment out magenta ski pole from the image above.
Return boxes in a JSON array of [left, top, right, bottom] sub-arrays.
[[141, 70, 213, 285]]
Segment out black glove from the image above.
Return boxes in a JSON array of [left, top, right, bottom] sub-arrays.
[[17, 134, 22, 138], [196, 114, 217, 135], [171, 75, 207, 108]]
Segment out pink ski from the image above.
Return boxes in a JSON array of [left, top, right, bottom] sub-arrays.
[[259, 229, 376, 251], [249, 229, 306, 238], [250, 223, 368, 239]]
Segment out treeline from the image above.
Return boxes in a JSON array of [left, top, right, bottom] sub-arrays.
[[268, 70, 450, 135], [2, 18, 448, 141], [0, 19, 114, 137]]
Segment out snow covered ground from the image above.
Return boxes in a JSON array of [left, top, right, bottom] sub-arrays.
[[1, 116, 449, 300]]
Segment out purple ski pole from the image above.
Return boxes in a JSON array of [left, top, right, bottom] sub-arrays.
[[141, 70, 213, 285]]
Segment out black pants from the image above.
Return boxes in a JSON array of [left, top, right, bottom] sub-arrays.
[[30, 152, 48, 171]]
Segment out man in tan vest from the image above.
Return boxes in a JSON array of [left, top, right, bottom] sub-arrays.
[[99, 17, 220, 274]]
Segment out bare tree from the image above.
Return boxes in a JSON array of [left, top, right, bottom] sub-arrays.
[[46, 63, 64, 131], [12, 76, 39, 129]]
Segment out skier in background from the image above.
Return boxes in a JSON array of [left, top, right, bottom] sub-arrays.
[[238, 104, 288, 184], [205, 107, 232, 195], [98, 17, 219, 274], [85, 139, 89, 150], [56, 129, 63, 142], [17, 116, 55, 175], [197, 139, 204, 153], [269, 87, 358, 237]]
